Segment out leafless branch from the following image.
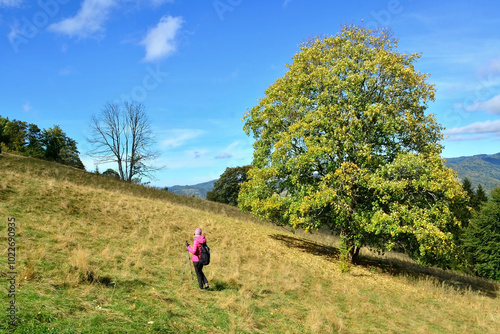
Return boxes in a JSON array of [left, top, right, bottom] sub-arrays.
[[87, 101, 163, 182]]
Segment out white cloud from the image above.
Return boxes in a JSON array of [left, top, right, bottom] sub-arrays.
[[48, 0, 116, 38], [444, 119, 500, 136], [160, 129, 204, 148], [0, 0, 22, 7], [283, 0, 292, 8], [141, 15, 183, 62], [466, 94, 500, 114]]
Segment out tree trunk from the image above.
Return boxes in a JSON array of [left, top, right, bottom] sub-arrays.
[[341, 228, 360, 264], [347, 245, 360, 264]]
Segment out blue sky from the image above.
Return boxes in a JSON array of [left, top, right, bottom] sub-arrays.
[[1, 0, 499, 187]]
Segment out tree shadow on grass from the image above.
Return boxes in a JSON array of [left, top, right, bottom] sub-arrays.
[[270, 234, 498, 298], [270, 234, 340, 262], [357, 256, 498, 298], [209, 279, 241, 292]]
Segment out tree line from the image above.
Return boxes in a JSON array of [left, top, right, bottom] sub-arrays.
[[0, 116, 84, 169]]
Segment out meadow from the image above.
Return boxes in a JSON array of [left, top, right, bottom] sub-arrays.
[[0, 153, 499, 333]]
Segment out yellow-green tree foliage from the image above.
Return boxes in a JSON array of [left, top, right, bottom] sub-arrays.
[[239, 25, 468, 265]]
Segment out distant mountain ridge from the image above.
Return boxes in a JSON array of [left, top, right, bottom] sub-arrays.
[[168, 179, 217, 198], [445, 152, 500, 194], [167, 152, 500, 199]]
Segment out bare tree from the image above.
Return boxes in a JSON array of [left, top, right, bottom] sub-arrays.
[[88, 101, 162, 183]]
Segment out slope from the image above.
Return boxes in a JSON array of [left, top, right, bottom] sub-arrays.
[[446, 152, 500, 193], [0, 153, 499, 333]]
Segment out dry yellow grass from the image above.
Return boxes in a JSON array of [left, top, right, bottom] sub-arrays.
[[0, 153, 499, 333]]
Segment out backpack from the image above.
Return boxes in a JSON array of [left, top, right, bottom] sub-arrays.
[[199, 242, 210, 265]]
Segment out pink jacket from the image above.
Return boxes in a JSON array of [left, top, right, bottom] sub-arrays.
[[187, 235, 206, 262]]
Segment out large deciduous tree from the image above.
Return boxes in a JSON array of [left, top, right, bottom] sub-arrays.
[[42, 125, 85, 169], [88, 101, 161, 182], [239, 25, 468, 265]]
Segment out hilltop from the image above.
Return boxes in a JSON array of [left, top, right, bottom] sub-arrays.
[[445, 152, 500, 193], [166, 153, 500, 200], [0, 153, 499, 333], [168, 180, 217, 199]]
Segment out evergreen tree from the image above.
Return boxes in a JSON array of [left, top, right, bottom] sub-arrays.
[[463, 187, 500, 280], [462, 177, 474, 199], [473, 184, 488, 211]]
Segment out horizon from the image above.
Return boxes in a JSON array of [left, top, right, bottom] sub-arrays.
[[1, 0, 499, 187]]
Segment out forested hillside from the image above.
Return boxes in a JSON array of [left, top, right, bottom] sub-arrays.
[[445, 152, 500, 193], [168, 179, 217, 198]]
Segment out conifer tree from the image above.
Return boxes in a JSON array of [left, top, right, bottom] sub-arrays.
[[463, 188, 500, 280]]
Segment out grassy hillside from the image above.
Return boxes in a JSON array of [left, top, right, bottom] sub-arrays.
[[1, 153, 499, 333], [445, 152, 500, 194]]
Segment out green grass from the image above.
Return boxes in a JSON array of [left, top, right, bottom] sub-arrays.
[[0, 152, 499, 333]]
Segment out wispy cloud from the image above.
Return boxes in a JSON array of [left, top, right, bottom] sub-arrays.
[[140, 15, 183, 62], [213, 69, 239, 83], [22, 101, 31, 112], [215, 153, 232, 159], [282, 0, 292, 8], [48, 0, 116, 39], [445, 134, 491, 142], [0, 0, 22, 7], [477, 57, 500, 77], [160, 128, 204, 148], [59, 66, 73, 76], [213, 140, 250, 160], [22, 101, 38, 117], [146, 0, 174, 7], [158, 149, 212, 170], [466, 94, 500, 114], [444, 119, 500, 137]]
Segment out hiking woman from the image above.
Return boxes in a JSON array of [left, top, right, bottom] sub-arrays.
[[186, 228, 209, 290]]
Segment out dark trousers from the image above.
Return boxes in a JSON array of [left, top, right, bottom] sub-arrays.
[[193, 261, 208, 289]]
